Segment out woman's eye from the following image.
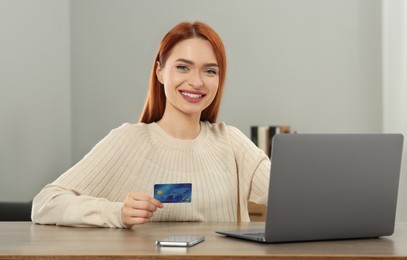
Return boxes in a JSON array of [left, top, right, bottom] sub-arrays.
[[205, 69, 218, 75], [176, 65, 189, 71]]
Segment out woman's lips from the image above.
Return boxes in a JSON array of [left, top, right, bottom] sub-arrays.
[[180, 90, 206, 103]]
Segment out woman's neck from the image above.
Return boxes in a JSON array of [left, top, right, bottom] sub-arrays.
[[157, 113, 201, 140]]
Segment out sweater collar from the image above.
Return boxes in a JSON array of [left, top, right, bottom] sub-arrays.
[[148, 121, 208, 149]]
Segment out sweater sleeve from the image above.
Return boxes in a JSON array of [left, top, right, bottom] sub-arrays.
[[227, 126, 271, 205], [32, 184, 124, 228], [32, 124, 131, 228]]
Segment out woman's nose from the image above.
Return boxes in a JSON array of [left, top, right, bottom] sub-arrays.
[[188, 71, 204, 88]]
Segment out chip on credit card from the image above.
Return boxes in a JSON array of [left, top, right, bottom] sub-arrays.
[[154, 183, 192, 203]]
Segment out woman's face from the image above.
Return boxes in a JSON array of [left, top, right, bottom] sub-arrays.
[[156, 38, 219, 120]]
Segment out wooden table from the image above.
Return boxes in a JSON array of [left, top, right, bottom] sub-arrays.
[[1, 221, 407, 259]]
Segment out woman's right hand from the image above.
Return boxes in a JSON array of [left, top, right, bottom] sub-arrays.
[[121, 192, 163, 228]]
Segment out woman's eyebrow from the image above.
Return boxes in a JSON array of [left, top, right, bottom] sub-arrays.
[[176, 58, 218, 67], [204, 63, 219, 68], [176, 58, 194, 65]]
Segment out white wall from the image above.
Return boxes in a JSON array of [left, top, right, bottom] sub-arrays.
[[71, 0, 382, 163], [0, 0, 71, 202], [382, 0, 407, 221]]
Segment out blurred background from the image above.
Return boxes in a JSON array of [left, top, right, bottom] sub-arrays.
[[1, 0, 406, 220]]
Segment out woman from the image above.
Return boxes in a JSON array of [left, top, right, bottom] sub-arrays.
[[32, 21, 270, 228]]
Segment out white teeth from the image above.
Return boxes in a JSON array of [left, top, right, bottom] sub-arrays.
[[181, 92, 202, 98]]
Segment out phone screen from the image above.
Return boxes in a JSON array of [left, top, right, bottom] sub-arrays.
[[155, 235, 205, 247]]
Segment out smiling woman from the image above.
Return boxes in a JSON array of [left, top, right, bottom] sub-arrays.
[[155, 38, 220, 139], [31, 21, 271, 229], [140, 21, 227, 125]]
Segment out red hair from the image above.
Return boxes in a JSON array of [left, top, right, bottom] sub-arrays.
[[139, 21, 227, 123]]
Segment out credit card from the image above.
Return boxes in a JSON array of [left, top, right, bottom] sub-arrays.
[[154, 183, 192, 203]]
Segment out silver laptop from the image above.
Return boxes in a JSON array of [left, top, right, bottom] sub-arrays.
[[216, 133, 404, 243]]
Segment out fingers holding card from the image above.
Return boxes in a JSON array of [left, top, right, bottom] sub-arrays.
[[122, 184, 192, 227], [121, 191, 163, 228]]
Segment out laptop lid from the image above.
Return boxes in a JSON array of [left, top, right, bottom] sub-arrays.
[[217, 134, 404, 243]]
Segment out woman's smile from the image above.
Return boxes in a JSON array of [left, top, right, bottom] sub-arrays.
[[180, 90, 206, 103]]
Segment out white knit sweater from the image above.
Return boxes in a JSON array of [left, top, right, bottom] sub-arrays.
[[32, 122, 270, 228]]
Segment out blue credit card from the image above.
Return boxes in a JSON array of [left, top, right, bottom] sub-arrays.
[[154, 183, 192, 203]]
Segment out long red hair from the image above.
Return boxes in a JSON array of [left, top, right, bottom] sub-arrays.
[[139, 21, 227, 123]]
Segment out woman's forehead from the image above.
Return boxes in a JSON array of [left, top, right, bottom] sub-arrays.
[[167, 38, 217, 65]]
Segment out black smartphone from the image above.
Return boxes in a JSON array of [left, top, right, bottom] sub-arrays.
[[155, 235, 205, 247]]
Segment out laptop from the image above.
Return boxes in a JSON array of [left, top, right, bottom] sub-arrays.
[[216, 133, 404, 243]]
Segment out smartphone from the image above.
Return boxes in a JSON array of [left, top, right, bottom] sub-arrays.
[[155, 235, 205, 247]]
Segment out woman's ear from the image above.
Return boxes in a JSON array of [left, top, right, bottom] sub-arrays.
[[156, 61, 164, 84]]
